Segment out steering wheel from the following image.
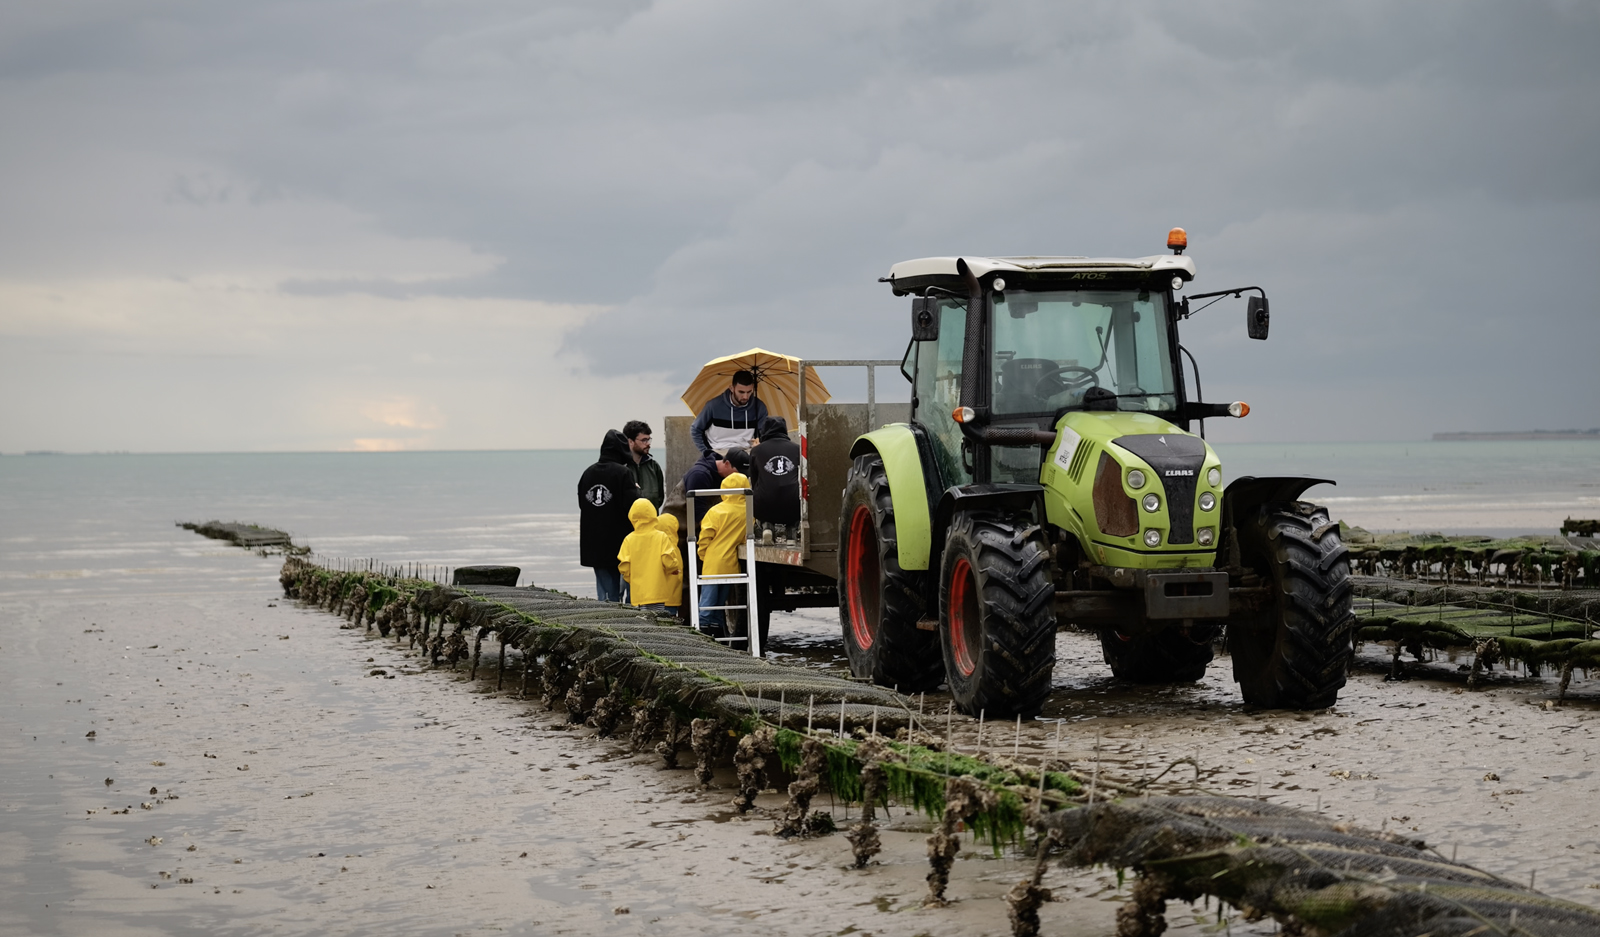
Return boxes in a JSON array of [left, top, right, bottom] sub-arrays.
[[1036, 365, 1099, 398]]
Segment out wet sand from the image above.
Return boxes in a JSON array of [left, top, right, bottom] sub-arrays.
[[4, 584, 1598, 936]]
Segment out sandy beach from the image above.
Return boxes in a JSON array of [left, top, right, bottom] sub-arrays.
[[5, 574, 1597, 937]]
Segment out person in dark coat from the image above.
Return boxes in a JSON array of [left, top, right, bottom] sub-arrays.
[[578, 429, 639, 602], [681, 448, 743, 531], [749, 417, 801, 527]]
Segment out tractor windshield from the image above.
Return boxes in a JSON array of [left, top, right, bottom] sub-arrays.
[[991, 289, 1177, 417]]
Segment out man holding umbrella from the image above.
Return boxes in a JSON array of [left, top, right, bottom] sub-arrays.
[[681, 350, 831, 457], [689, 369, 768, 456]]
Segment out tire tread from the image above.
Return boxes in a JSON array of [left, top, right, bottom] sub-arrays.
[[839, 456, 943, 691], [940, 511, 1057, 717], [1231, 501, 1355, 709]]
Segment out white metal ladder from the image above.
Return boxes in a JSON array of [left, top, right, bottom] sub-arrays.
[[686, 486, 761, 657]]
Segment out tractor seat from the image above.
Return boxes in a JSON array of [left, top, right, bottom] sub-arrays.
[[998, 357, 1056, 412]]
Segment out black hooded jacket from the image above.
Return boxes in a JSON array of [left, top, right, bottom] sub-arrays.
[[749, 417, 801, 525], [578, 430, 639, 568], [681, 449, 723, 530]]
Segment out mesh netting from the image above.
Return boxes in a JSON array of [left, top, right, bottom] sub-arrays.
[[1042, 796, 1600, 936], [1356, 576, 1600, 631], [1345, 534, 1600, 591], [283, 559, 1600, 936], [1353, 577, 1600, 680], [437, 584, 911, 727]]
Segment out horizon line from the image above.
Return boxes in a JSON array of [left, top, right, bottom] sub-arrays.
[[7, 437, 1583, 457]]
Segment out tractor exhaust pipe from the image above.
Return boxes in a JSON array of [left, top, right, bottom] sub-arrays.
[[955, 257, 986, 422]]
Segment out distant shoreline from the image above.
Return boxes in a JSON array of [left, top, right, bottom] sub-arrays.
[[1433, 430, 1600, 441]]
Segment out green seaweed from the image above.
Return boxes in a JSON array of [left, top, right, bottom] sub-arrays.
[[772, 727, 1079, 851]]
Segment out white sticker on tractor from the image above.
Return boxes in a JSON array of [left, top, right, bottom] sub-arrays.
[[1053, 426, 1082, 471]]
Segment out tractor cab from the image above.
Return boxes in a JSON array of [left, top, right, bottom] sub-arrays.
[[889, 253, 1200, 488], [839, 232, 1354, 718]]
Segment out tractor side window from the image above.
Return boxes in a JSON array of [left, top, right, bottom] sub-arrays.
[[914, 299, 971, 487]]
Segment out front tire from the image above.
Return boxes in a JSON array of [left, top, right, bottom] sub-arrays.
[[939, 511, 1056, 718], [838, 455, 942, 691], [1228, 501, 1355, 709], [1099, 626, 1215, 684]]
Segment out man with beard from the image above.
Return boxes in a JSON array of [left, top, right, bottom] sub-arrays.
[[623, 420, 664, 509]]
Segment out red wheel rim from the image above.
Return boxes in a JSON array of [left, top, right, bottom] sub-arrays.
[[949, 556, 979, 676], [845, 504, 879, 650]]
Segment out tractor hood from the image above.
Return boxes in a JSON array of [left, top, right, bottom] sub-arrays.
[[1042, 410, 1224, 566], [886, 255, 1196, 296], [1057, 409, 1189, 442]]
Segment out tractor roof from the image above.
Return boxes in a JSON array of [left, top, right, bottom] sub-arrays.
[[884, 255, 1196, 296]]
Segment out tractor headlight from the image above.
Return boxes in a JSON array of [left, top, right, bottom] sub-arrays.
[[1207, 467, 1221, 487], [1126, 469, 1146, 489], [1142, 493, 1160, 513], [1198, 492, 1216, 512], [1144, 529, 1162, 547], [1197, 527, 1215, 546]]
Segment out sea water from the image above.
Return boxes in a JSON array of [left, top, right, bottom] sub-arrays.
[[0, 450, 592, 599], [2, 441, 1595, 600], [1221, 439, 1598, 536]]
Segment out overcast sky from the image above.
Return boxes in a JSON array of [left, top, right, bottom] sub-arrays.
[[2, 1, 1596, 452]]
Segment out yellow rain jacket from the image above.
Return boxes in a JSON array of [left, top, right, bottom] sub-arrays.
[[696, 472, 749, 577], [617, 499, 681, 607], [655, 513, 683, 607]]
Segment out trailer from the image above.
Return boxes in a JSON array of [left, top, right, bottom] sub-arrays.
[[663, 360, 907, 646]]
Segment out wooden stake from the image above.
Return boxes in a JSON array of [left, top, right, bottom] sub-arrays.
[[946, 702, 954, 776]]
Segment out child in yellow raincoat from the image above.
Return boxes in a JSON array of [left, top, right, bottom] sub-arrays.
[[695, 472, 748, 638], [617, 498, 681, 614], [655, 513, 683, 616]]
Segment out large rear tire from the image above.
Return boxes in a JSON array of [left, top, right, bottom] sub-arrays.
[[1228, 501, 1355, 709], [939, 511, 1056, 718], [1099, 626, 1215, 683], [838, 455, 943, 692]]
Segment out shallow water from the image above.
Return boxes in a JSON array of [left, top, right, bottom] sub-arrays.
[[1220, 439, 1600, 535], [1, 440, 1593, 598], [0, 451, 593, 598]]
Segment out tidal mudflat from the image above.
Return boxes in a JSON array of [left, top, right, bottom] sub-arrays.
[[5, 577, 1598, 936]]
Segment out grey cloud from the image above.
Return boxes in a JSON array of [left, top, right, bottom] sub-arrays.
[[3, 0, 1597, 444]]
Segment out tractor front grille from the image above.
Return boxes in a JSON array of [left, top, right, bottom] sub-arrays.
[[1111, 434, 1207, 544]]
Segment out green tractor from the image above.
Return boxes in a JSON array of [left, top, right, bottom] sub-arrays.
[[839, 230, 1355, 717]]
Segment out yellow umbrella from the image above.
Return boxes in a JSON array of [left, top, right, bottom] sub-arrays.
[[680, 348, 832, 433]]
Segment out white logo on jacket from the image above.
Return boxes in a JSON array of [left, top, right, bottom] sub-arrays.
[[764, 455, 795, 476], [584, 485, 612, 506]]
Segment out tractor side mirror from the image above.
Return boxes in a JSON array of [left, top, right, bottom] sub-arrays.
[[911, 296, 940, 341], [1246, 295, 1270, 340]]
